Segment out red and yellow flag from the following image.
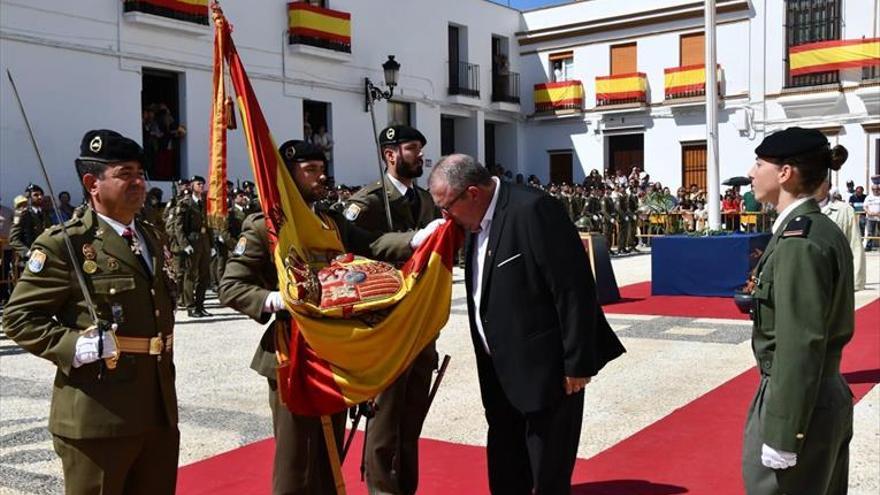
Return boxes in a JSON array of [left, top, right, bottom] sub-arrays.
[[213, 6, 462, 416], [664, 64, 721, 99], [287, 2, 352, 53], [596, 72, 647, 104], [124, 0, 209, 24], [206, 19, 228, 230], [534, 80, 584, 112], [789, 38, 880, 76]]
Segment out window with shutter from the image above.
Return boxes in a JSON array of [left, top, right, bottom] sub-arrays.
[[680, 33, 705, 67], [610, 43, 637, 75]]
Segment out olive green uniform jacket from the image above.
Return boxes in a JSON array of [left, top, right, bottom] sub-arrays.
[[9, 207, 53, 257], [743, 199, 854, 495], [2, 207, 178, 439]]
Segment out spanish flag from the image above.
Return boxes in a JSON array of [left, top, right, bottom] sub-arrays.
[[287, 2, 352, 53], [789, 38, 880, 76], [206, 20, 228, 231], [596, 72, 647, 104], [212, 6, 461, 416], [124, 0, 209, 25], [534, 80, 584, 112]]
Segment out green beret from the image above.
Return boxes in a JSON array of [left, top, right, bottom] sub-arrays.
[[379, 125, 426, 147], [755, 127, 828, 159]]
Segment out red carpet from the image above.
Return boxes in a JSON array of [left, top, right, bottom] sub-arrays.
[[602, 282, 750, 320], [177, 300, 879, 494]]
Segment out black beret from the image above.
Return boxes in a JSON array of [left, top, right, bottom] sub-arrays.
[[232, 188, 247, 196], [755, 127, 829, 159], [25, 183, 44, 194], [379, 125, 426, 147], [278, 140, 326, 166], [78, 129, 144, 164], [190, 175, 206, 183], [242, 180, 255, 188], [177, 178, 190, 185]]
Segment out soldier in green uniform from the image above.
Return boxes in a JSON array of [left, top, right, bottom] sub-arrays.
[[742, 127, 854, 495], [343, 124, 441, 495], [171, 175, 213, 317], [600, 187, 618, 252], [242, 180, 261, 215], [2, 129, 179, 494], [219, 140, 440, 495], [9, 183, 53, 259]]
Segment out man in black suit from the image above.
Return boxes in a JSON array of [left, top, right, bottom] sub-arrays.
[[428, 154, 625, 494]]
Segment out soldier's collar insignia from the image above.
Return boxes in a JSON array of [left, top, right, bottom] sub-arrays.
[[782, 215, 811, 238], [386, 128, 395, 141], [28, 250, 47, 273], [343, 203, 361, 221], [233, 236, 247, 256], [89, 136, 102, 153], [285, 146, 296, 160], [95, 228, 105, 237]]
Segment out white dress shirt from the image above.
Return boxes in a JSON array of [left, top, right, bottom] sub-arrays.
[[472, 177, 501, 354], [771, 197, 811, 234], [386, 173, 410, 196], [96, 213, 153, 273]]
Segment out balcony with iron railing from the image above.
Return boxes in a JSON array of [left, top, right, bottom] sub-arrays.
[[664, 64, 722, 101], [124, 0, 209, 25], [595, 73, 648, 107], [449, 61, 480, 98], [533, 80, 583, 114], [287, 2, 352, 54], [492, 71, 520, 104]]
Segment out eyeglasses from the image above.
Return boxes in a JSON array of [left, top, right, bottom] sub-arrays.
[[438, 187, 469, 215]]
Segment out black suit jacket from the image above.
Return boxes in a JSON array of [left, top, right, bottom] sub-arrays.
[[465, 182, 625, 413]]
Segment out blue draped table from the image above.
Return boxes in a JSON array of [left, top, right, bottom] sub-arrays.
[[651, 233, 771, 297]]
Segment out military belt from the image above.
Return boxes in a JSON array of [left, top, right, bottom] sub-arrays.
[[116, 334, 174, 356]]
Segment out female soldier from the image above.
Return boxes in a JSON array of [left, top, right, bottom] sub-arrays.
[[743, 127, 854, 494]]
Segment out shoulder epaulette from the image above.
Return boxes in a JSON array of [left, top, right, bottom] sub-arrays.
[[782, 215, 812, 238]]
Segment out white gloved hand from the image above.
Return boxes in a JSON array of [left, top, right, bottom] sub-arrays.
[[72, 324, 119, 368], [184, 245, 194, 255], [761, 444, 797, 470], [263, 291, 285, 314], [211, 248, 217, 258], [410, 218, 446, 249]]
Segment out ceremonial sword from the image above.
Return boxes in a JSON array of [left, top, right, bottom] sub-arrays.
[[6, 69, 115, 375]]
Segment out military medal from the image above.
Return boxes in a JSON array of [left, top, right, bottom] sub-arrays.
[[111, 303, 125, 323], [82, 243, 97, 260], [83, 260, 98, 274]]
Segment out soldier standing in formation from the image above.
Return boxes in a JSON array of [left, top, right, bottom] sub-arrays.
[[343, 125, 441, 495], [171, 175, 213, 317], [219, 139, 440, 494], [9, 183, 53, 260], [3, 129, 179, 494], [743, 127, 854, 495]]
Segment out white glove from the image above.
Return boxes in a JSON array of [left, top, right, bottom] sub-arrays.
[[761, 444, 797, 470], [211, 248, 217, 257], [184, 245, 194, 255], [410, 218, 446, 249], [263, 291, 285, 314], [72, 324, 119, 368]]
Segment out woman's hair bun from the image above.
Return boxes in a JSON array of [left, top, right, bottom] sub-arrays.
[[829, 145, 848, 171]]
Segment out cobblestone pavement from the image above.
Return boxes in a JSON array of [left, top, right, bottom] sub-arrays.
[[1, 252, 878, 494]]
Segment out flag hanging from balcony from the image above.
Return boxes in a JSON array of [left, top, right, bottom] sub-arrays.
[[664, 64, 721, 99], [534, 81, 584, 112], [789, 38, 880, 76], [212, 5, 461, 416], [596, 72, 647, 104], [123, 0, 209, 25], [287, 2, 352, 53]]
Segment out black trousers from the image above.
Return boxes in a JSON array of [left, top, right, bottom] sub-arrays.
[[477, 350, 584, 495]]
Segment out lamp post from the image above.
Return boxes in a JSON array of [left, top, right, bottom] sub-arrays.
[[364, 55, 401, 230]]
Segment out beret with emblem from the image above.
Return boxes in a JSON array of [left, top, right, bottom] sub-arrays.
[[78, 129, 144, 164], [190, 175, 206, 184], [755, 127, 829, 159], [379, 125, 427, 147], [279, 140, 326, 166], [25, 183, 44, 194]]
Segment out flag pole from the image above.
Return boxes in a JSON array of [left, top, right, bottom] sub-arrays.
[[321, 415, 347, 494], [705, 0, 721, 230]]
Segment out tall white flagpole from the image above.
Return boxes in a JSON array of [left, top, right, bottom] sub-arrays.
[[705, 0, 721, 230]]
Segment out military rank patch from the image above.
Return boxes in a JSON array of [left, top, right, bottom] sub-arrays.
[[344, 203, 361, 221], [27, 250, 47, 273], [782, 215, 811, 238], [233, 236, 247, 256]]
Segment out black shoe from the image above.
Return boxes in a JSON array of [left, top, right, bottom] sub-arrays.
[[197, 309, 213, 317], [187, 309, 203, 318]]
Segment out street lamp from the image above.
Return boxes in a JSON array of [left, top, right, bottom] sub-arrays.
[[364, 55, 402, 230], [364, 55, 400, 112]]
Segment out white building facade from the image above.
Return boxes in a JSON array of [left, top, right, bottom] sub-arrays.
[[1, 0, 878, 204]]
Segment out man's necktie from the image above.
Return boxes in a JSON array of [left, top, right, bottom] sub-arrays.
[[122, 227, 152, 276], [404, 188, 420, 221]]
